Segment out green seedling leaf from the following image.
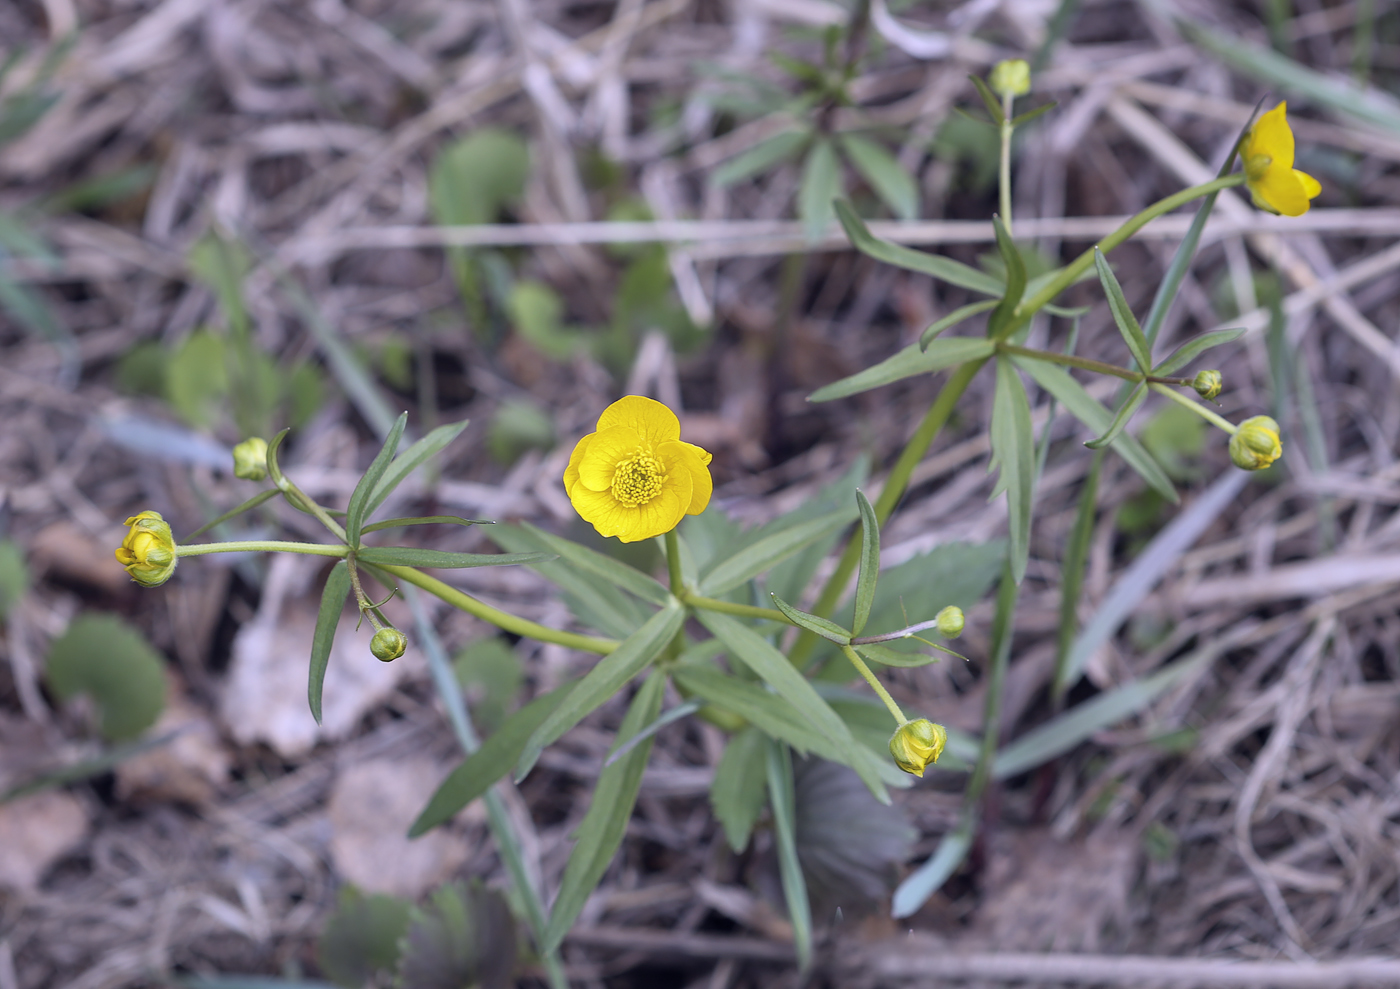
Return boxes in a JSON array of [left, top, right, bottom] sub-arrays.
[[990, 358, 1035, 584], [968, 73, 1006, 124], [316, 887, 411, 989], [0, 539, 30, 621], [1013, 357, 1176, 502], [1094, 248, 1152, 370], [807, 337, 995, 402], [363, 420, 470, 518], [1085, 381, 1148, 450], [46, 614, 166, 742], [516, 602, 683, 781], [397, 880, 516, 989], [429, 129, 530, 226], [835, 200, 1003, 295], [345, 412, 407, 547], [852, 490, 879, 636], [798, 138, 841, 242], [767, 741, 813, 969], [410, 681, 577, 836], [839, 133, 918, 220], [359, 515, 488, 535], [308, 561, 351, 725], [709, 726, 768, 852], [986, 216, 1027, 340], [920, 299, 999, 350], [771, 593, 851, 645], [353, 547, 547, 569], [1152, 328, 1246, 376], [545, 671, 665, 951], [712, 127, 811, 187], [700, 507, 855, 596], [698, 611, 888, 802], [522, 522, 671, 605], [184, 489, 279, 541]]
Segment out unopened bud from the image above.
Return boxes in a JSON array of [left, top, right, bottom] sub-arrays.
[[990, 59, 1030, 98], [370, 627, 407, 662], [1229, 415, 1282, 471], [888, 719, 947, 778], [115, 511, 178, 587], [1192, 370, 1223, 402], [232, 437, 269, 481], [935, 606, 964, 638]]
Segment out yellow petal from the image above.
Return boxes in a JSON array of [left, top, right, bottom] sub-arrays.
[[563, 433, 593, 497], [1295, 168, 1321, 199], [569, 485, 637, 539], [596, 395, 681, 447], [576, 426, 644, 492], [1250, 102, 1294, 170], [660, 440, 713, 516], [1255, 165, 1311, 217]]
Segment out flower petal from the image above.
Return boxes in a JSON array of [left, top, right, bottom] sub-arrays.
[[1250, 102, 1294, 170], [576, 425, 644, 492], [597, 395, 681, 447], [660, 440, 713, 516], [625, 470, 691, 542], [563, 433, 593, 497], [1295, 168, 1322, 199], [1256, 165, 1311, 217]]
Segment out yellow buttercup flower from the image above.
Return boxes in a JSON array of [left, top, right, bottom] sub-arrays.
[[888, 718, 947, 778], [1240, 103, 1321, 217], [115, 511, 177, 587], [1229, 415, 1282, 471], [563, 396, 713, 543]]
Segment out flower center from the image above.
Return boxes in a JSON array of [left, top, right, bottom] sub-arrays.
[[611, 447, 667, 507]]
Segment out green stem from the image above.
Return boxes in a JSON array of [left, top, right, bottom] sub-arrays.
[[274, 475, 349, 543], [841, 645, 906, 725], [665, 528, 684, 596], [1149, 382, 1238, 433], [380, 564, 619, 654], [1009, 174, 1246, 334], [176, 540, 347, 558], [1000, 92, 1014, 232], [998, 343, 1189, 386], [791, 357, 988, 667], [684, 594, 789, 623]]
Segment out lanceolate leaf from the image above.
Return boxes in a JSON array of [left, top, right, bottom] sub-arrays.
[[1085, 381, 1148, 450], [851, 490, 880, 636], [184, 488, 279, 540], [807, 337, 996, 402], [712, 127, 811, 187], [515, 602, 683, 781], [855, 642, 939, 668], [346, 413, 408, 547], [770, 593, 851, 645], [990, 358, 1035, 584], [834, 200, 1003, 295], [363, 419, 469, 518], [766, 741, 813, 970], [969, 73, 1007, 124], [544, 671, 665, 951], [354, 547, 548, 569], [709, 727, 768, 852], [309, 561, 351, 725], [840, 133, 918, 220], [521, 522, 671, 605], [359, 515, 488, 535], [920, 299, 999, 350], [1152, 328, 1246, 377], [798, 138, 840, 242], [986, 216, 1027, 340], [700, 508, 855, 596], [1094, 248, 1152, 371]]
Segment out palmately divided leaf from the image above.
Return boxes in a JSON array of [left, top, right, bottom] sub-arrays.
[[363, 420, 470, 519]]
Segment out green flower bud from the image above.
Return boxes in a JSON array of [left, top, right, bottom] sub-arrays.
[[935, 606, 964, 638], [1192, 370, 1223, 402], [888, 718, 947, 778], [115, 511, 178, 587], [1229, 415, 1282, 471], [370, 627, 407, 662], [232, 437, 269, 481], [990, 59, 1030, 98]]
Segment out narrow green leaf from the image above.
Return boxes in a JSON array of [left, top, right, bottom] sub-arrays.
[[770, 593, 851, 645], [851, 490, 880, 636], [766, 741, 812, 970], [1013, 357, 1177, 502], [602, 700, 700, 769], [363, 420, 470, 519], [1151, 329, 1246, 377], [892, 817, 974, 918], [709, 727, 768, 852], [359, 515, 488, 535], [1053, 452, 1100, 701], [544, 670, 665, 951], [409, 680, 577, 836], [697, 611, 888, 802], [345, 412, 408, 547], [184, 488, 279, 540], [968, 73, 1006, 124], [797, 138, 840, 242], [492, 526, 650, 638], [1010, 101, 1057, 126], [839, 133, 918, 220], [990, 358, 1035, 584], [854, 642, 938, 668], [1094, 248, 1152, 370], [712, 127, 811, 187], [1085, 381, 1148, 450], [354, 547, 547, 569], [673, 666, 859, 763], [834, 200, 1003, 295], [987, 216, 1027, 340], [309, 561, 351, 725], [920, 299, 999, 350], [516, 603, 683, 781], [522, 522, 671, 605], [807, 337, 995, 402], [700, 507, 855, 596]]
